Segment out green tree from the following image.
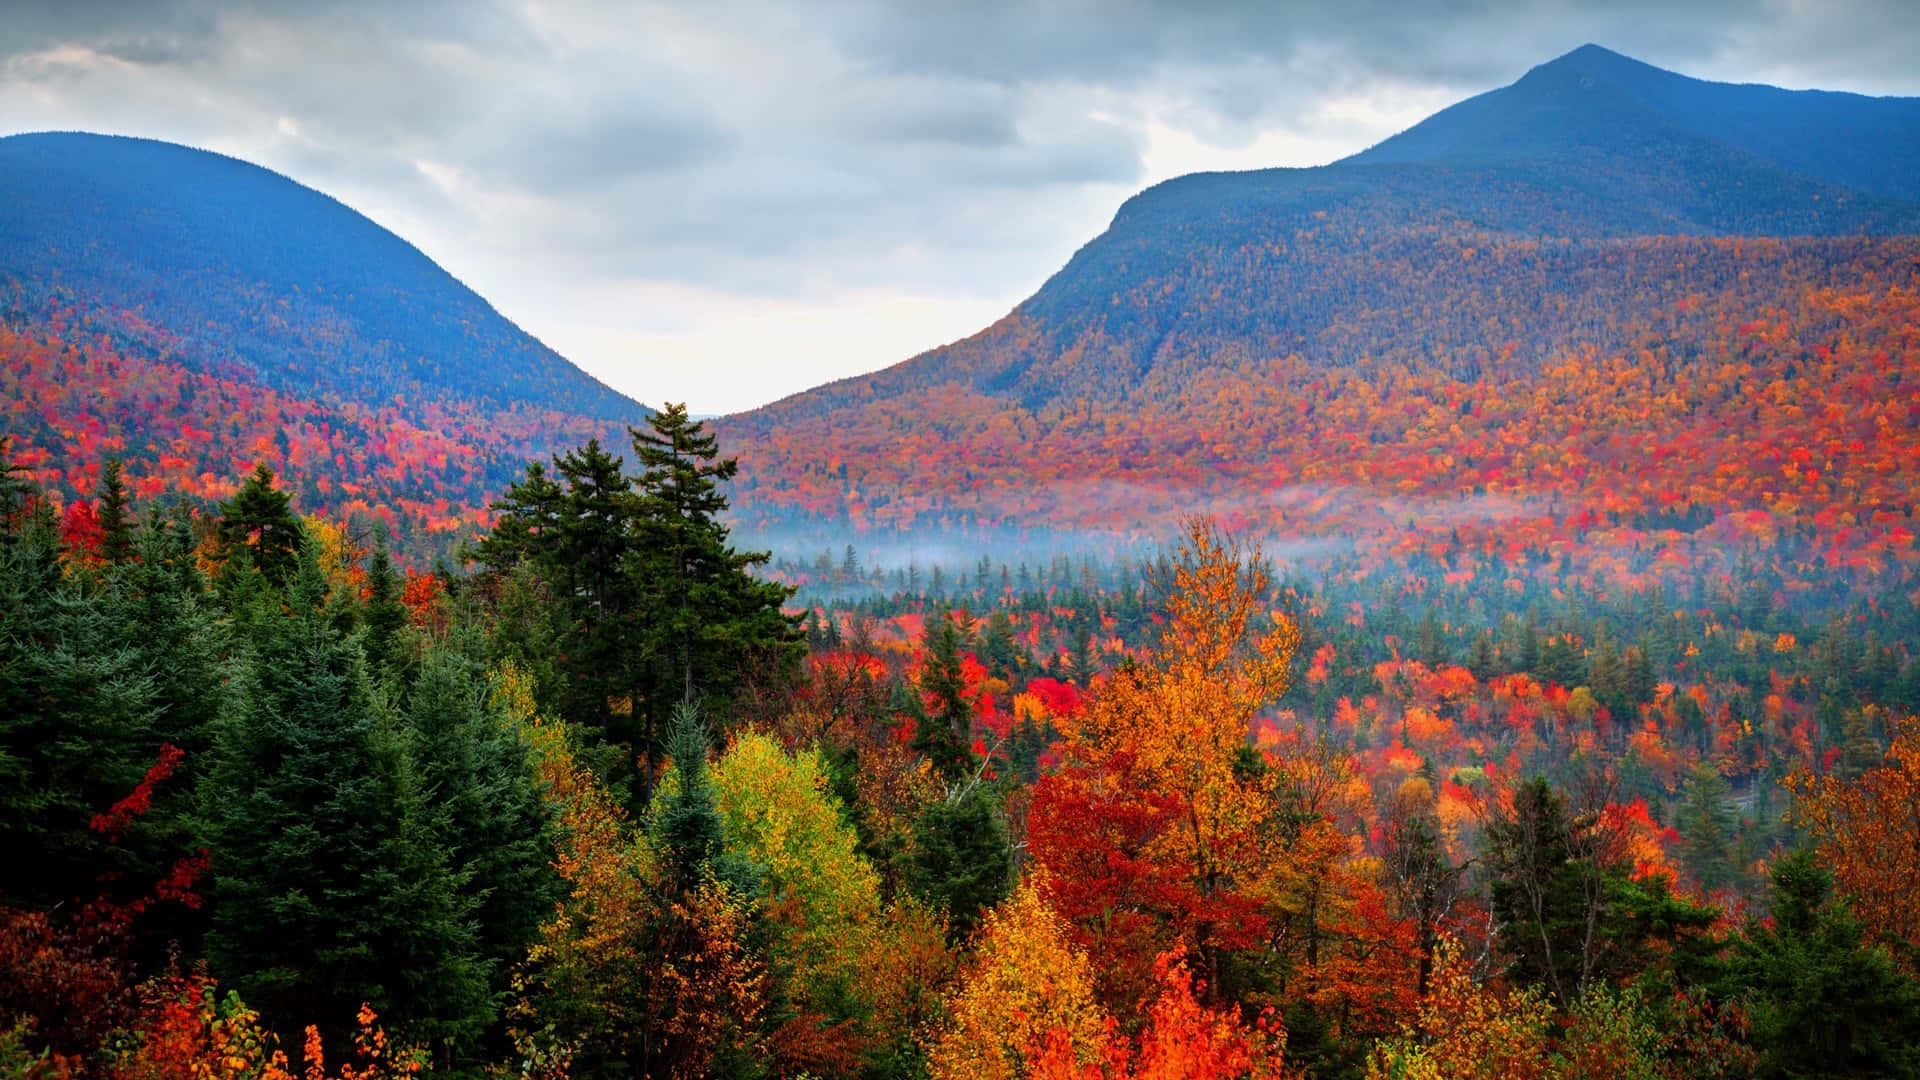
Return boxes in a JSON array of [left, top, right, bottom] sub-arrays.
[[94, 456, 135, 565], [908, 783, 1010, 941], [913, 614, 975, 785], [1677, 763, 1738, 894], [0, 497, 159, 909], [202, 544, 486, 1055], [399, 638, 559, 1053], [362, 532, 408, 680], [1716, 850, 1920, 1078], [216, 464, 302, 588], [629, 404, 801, 755]]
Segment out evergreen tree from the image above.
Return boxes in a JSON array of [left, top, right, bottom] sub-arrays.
[[0, 500, 159, 909], [216, 464, 302, 587], [908, 784, 1010, 941], [203, 544, 486, 1053], [362, 533, 408, 680], [628, 404, 801, 763], [913, 614, 974, 785], [1716, 851, 1920, 1077], [95, 456, 135, 565], [650, 702, 756, 895], [400, 639, 558, 1052], [1677, 763, 1738, 893], [1483, 776, 1713, 1006]]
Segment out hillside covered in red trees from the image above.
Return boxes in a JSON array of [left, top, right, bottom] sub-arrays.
[[717, 46, 1920, 602], [0, 132, 647, 555]]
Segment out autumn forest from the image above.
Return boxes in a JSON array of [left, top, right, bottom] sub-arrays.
[[6, 37, 1920, 1080]]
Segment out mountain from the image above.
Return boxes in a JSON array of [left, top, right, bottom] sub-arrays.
[[717, 46, 1920, 589], [0, 132, 648, 553], [0, 132, 642, 423]]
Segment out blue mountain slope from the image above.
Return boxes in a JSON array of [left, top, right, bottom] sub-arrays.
[[0, 132, 645, 424], [1349, 44, 1920, 202]]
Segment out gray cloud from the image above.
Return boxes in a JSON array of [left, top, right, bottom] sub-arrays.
[[1, 0, 1917, 412]]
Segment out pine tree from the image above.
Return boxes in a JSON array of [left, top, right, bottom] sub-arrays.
[[629, 405, 801, 767], [909, 784, 1010, 941], [650, 702, 756, 895], [913, 614, 974, 785], [0, 504, 158, 908], [362, 533, 408, 679], [400, 640, 558, 1054], [216, 464, 302, 588], [1677, 763, 1738, 893], [1717, 851, 1920, 1077], [203, 545, 485, 1052], [95, 456, 135, 565]]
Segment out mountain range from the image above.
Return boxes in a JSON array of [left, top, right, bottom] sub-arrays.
[[3, 45, 1918, 578]]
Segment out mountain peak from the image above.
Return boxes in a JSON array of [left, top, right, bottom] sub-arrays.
[[1342, 45, 1920, 203]]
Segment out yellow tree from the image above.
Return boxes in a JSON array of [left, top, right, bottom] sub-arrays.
[[1365, 937, 1553, 1080], [928, 877, 1109, 1080], [1784, 708, 1920, 968]]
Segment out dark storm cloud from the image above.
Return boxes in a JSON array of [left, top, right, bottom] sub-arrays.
[[1, 0, 1916, 410]]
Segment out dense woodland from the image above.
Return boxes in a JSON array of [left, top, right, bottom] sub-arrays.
[[5, 42, 1920, 1080], [6, 406, 1920, 1080]]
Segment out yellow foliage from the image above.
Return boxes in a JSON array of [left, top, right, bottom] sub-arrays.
[[929, 877, 1110, 1080], [708, 732, 882, 989], [1365, 937, 1552, 1080]]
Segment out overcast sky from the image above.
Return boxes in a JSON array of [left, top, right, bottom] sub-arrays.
[[4, 0, 1918, 414]]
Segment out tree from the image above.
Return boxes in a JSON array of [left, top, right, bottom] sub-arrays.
[[95, 457, 135, 565], [1381, 776, 1467, 997], [361, 534, 408, 680], [475, 410, 801, 788], [1784, 709, 1920, 969], [909, 784, 1011, 942], [202, 545, 486, 1056], [1052, 518, 1300, 991], [1715, 850, 1920, 1078], [1484, 776, 1714, 1008], [928, 878, 1108, 1080], [398, 640, 558, 1054], [630, 403, 802, 746], [0, 499, 162, 909], [1677, 764, 1738, 895], [707, 731, 880, 991], [216, 465, 301, 588], [913, 613, 975, 784]]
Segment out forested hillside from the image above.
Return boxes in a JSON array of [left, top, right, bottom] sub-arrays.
[[0, 133, 647, 556], [719, 47, 1920, 606]]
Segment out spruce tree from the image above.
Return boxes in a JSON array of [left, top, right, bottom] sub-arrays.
[[217, 464, 302, 587], [400, 639, 558, 1033], [95, 456, 135, 565], [0, 501, 158, 908], [908, 784, 1010, 940], [1677, 763, 1738, 893], [203, 544, 485, 1052], [650, 702, 756, 894], [913, 614, 975, 785], [1717, 851, 1920, 1077], [628, 405, 800, 768], [362, 534, 408, 680]]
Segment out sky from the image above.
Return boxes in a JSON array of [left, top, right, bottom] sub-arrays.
[[4, 1, 1918, 415]]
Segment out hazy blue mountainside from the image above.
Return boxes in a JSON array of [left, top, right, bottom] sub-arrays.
[[0, 131, 646, 425]]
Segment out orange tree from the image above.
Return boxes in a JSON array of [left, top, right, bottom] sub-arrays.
[[1031, 518, 1300, 1003], [1784, 708, 1920, 970]]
